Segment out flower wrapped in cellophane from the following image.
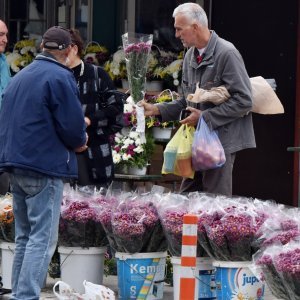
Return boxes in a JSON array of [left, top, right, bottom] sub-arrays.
[[157, 193, 207, 257], [190, 193, 269, 261], [58, 185, 108, 248], [98, 186, 167, 254], [122, 32, 153, 142], [254, 239, 300, 300], [0, 193, 14, 242]]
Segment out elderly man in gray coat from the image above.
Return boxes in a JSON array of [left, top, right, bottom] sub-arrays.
[[141, 3, 256, 196]]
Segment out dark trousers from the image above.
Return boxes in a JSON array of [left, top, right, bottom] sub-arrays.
[[0, 172, 10, 195], [180, 153, 236, 196]]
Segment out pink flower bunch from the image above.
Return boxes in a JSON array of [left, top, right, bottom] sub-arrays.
[[61, 200, 96, 223], [110, 200, 164, 253], [124, 42, 152, 55], [256, 253, 289, 299], [262, 229, 300, 248]]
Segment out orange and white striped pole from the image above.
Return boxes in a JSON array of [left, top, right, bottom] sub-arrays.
[[179, 214, 198, 300]]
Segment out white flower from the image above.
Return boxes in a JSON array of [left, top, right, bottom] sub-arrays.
[[172, 71, 178, 79], [129, 131, 139, 140], [20, 46, 36, 55], [173, 79, 180, 86], [122, 153, 132, 161], [133, 145, 144, 153], [113, 152, 122, 164], [164, 59, 183, 74], [124, 102, 134, 113]]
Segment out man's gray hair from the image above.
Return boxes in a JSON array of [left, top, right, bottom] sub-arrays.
[[173, 3, 208, 27]]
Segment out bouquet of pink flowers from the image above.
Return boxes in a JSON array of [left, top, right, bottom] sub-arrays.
[[58, 186, 108, 248], [99, 190, 167, 253], [122, 32, 152, 103], [157, 193, 207, 257], [190, 193, 268, 261]]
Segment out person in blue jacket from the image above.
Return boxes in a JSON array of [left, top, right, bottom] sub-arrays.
[[0, 26, 88, 300]]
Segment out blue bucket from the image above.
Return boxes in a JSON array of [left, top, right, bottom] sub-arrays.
[[171, 256, 216, 300], [213, 261, 265, 300], [115, 251, 167, 299]]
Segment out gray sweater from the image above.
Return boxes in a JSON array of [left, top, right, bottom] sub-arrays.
[[157, 31, 256, 154]]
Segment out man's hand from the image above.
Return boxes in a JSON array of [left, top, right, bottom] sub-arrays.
[[138, 100, 160, 116], [180, 107, 201, 126], [75, 133, 88, 153]]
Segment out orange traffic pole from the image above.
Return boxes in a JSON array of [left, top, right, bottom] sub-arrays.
[[179, 214, 198, 300]]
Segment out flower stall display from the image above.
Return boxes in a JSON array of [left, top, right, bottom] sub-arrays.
[[111, 128, 155, 172], [6, 39, 38, 74], [83, 41, 110, 66], [58, 186, 108, 248], [0, 193, 14, 242]]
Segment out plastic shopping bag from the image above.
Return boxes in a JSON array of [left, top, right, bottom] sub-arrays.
[[162, 124, 195, 178], [83, 280, 115, 300], [53, 281, 83, 300], [162, 124, 185, 173], [174, 125, 195, 178], [53, 280, 115, 300], [192, 117, 226, 171]]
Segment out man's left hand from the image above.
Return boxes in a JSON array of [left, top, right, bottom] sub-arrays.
[[180, 107, 201, 126]]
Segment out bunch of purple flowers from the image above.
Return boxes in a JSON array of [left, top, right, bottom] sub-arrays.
[[58, 193, 109, 248], [111, 199, 167, 253], [122, 33, 152, 103]]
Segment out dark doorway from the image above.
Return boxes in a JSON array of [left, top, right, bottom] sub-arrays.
[[210, 0, 298, 205]]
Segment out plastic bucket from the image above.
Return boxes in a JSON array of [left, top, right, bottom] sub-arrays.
[[58, 246, 106, 294], [0, 242, 15, 289], [213, 261, 265, 300], [115, 251, 167, 299], [171, 256, 216, 300]]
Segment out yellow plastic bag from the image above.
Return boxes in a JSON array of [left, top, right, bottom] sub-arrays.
[[162, 124, 195, 178]]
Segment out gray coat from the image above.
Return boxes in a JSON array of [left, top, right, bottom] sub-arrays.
[[157, 31, 256, 154]]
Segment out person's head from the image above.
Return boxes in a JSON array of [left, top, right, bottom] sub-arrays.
[[67, 28, 84, 67], [40, 26, 73, 66], [173, 3, 210, 49], [0, 20, 8, 54]]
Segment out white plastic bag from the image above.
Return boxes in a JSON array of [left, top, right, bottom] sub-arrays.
[[53, 280, 115, 300], [53, 281, 83, 300], [83, 280, 115, 300]]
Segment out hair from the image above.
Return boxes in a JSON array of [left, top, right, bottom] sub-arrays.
[[68, 28, 84, 57], [173, 2, 208, 27]]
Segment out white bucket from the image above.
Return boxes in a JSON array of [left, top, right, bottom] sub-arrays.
[[0, 242, 15, 289], [115, 251, 167, 299], [213, 260, 265, 299], [171, 256, 216, 300], [58, 246, 106, 294]]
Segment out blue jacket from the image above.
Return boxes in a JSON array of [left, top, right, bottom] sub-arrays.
[[0, 53, 87, 178]]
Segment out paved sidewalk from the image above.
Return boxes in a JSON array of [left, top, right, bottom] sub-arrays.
[[1, 274, 280, 299]]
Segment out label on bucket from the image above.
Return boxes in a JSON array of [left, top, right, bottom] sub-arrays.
[[197, 270, 216, 299], [215, 265, 264, 300], [117, 256, 166, 299]]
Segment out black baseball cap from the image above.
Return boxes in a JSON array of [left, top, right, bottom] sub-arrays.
[[42, 26, 72, 50]]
